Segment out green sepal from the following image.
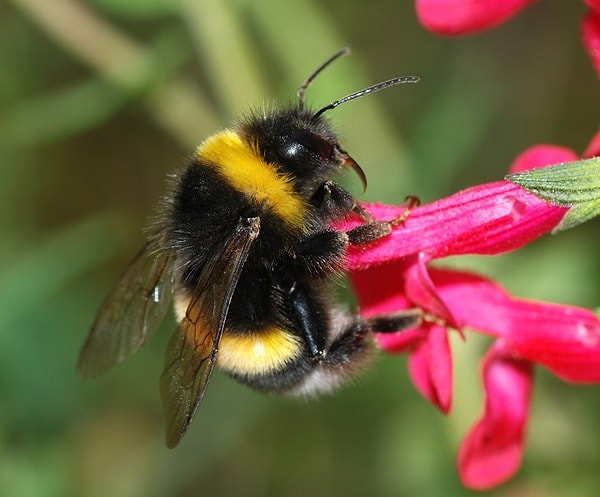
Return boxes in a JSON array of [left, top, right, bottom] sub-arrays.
[[507, 156, 600, 232]]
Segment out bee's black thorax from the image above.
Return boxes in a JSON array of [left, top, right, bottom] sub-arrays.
[[238, 107, 347, 196]]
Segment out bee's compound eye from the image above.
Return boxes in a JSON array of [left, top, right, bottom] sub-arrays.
[[292, 131, 334, 159]]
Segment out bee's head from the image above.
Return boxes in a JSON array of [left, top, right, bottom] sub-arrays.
[[240, 48, 418, 194], [239, 106, 362, 193]]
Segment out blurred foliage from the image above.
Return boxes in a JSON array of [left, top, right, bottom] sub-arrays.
[[1, 0, 600, 496]]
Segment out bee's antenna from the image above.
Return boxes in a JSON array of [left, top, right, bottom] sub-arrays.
[[297, 47, 351, 110], [312, 75, 420, 121]]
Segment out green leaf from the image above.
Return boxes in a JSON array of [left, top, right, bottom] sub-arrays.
[[507, 156, 600, 232]]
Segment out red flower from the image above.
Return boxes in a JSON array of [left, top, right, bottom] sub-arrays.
[[458, 341, 533, 490], [583, 7, 600, 76], [415, 0, 600, 77], [339, 142, 600, 488], [415, 0, 538, 35]]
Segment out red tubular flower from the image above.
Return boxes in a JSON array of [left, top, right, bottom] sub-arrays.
[[583, 129, 600, 158], [345, 182, 565, 268], [509, 145, 579, 173], [416, 1, 600, 77], [339, 141, 600, 488], [415, 0, 538, 35], [583, 6, 600, 77], [347, 179, 567, 419], [458, 341, 533, 490]]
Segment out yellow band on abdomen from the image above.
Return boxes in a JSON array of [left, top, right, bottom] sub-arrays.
[[217, 328, 301, 376]]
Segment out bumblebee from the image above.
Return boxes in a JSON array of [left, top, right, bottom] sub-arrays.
[[78, 48, 422, 448]]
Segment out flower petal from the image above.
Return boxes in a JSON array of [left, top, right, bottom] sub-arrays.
[[351, 259, 600, 383], [458, 341, 533, 490], [350, 259, 412, 316], [349, 260, 429, 351], [584, 1, 600, 10], [415, 0, 537, 35], [583, 129, 600, 158], [376, 327, 428, 353], [429, 268, 600, 382], [405, 253, 459, 328], [408, 323, 453, 413], [342, 182, 566, 269], [583, 8, 600, 78], [509, 144, 579, 174], [350, 254, 459, 330]]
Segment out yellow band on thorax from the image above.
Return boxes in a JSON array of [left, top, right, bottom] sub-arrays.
[[195, 130, 306, 230]]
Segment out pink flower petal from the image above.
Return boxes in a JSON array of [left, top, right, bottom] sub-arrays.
[[342, 182, 566, 269], [583, 129, 600, 158], [356, 262, 600, 383], [350, 259, 455, 411], [408, 323, 453, 413], [349, 260, 429, 351], [583, 8, 600, 78], [429, 268, 600, 382], [415, 0, 538, 35], [509, 144, 579, 174], [405, 253, 459, 329], [350, 254, 460, 331], [502, 306, 600, 383], [350, 260, 412, 316], [376, 327, 428, 353], [584, 0, 600, 10], [458, 341, 533, 490]]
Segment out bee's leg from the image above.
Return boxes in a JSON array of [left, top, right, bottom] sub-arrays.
[[309, 180, 355, 220], [346, 196, 419, 245], [324, 309, 423, 366], [287, 230, 348, 276], [284, 280, 329, 360], [362, 309, 423, 334], [309, 179, 419, 244]]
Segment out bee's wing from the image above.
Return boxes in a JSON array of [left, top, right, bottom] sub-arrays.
[[160, 216, 260, 448], [78, 241, 175, 378]]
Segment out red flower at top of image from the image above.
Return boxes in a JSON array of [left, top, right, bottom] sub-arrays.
[[415, 0, 600, 77]]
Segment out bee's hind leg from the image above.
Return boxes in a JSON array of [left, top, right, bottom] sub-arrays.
[[324, 309, 422, 367]]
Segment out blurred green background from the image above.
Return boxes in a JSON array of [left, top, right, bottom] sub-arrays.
[[2, 0, 600, 496]]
